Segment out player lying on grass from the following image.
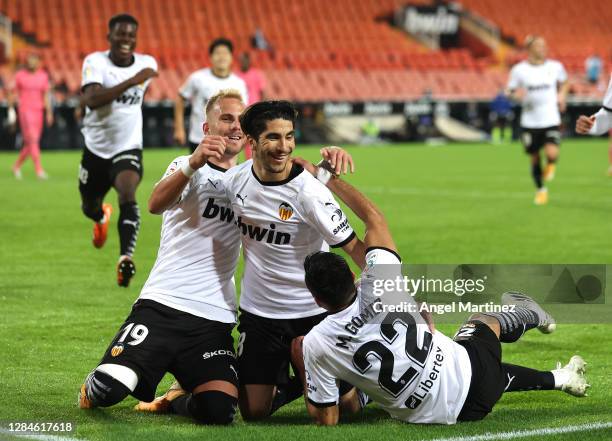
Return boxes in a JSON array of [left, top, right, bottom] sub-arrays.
[[289, 166, 590, 425]]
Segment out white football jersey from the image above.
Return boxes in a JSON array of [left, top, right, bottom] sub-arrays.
[[81, 51, 157, 158], [589, 74, 612, 135], [179, 68, 248, 144], [138, 157, 249, 323], [304, 248, 472, 425], [222, 164, 356, 319], [507, 60, 567, 129]]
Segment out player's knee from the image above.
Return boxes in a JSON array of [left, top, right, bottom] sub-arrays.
[[189, 391, 237, 425], [83, 369, 133, 408], [238, 399, 270, 421], [81, 200, 101, 221]]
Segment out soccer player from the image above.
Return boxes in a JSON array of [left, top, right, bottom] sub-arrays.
[[575, 74, 612, 175], [78, 89, 248, 425], [174, 38, 248, 153], [9, 51, 53, 179], [290, 170, 589, 426], [507, 36, 569, 205], [221, 100, 363, 420], [78, 14, 158, 287]]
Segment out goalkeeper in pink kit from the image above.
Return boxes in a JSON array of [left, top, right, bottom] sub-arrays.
[[9, 52, 53, 179]]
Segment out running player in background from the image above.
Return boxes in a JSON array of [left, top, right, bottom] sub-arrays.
[[290, 168, 589, 425], [79, 90, 247, 424], [174, 38, 248, 153], [575, 74, 612, 175], [9, 51, 53, 180], [78, 13, 157, 287], [222, 101, 361, 420], [236, 52, 266, 159], [507, 36, 569, 205]]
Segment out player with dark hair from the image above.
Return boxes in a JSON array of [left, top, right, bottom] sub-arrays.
[[220, 100, 362, 420], [174, 38, 247, 153], [78, 90, 248, 425], [78, 13, 158, 286], [507, 36, 569, 205], [289, 168, 589, 426]]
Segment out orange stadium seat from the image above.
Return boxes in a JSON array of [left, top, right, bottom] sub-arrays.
[[2, 0, 607, 102]]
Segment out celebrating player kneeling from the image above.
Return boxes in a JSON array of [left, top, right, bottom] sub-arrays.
[[78, 90, 248, 425], [290, 167, 589, 426]]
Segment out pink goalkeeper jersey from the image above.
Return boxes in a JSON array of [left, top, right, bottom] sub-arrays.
[[237, 68, 265, 104], [14, 69, 50, 112]]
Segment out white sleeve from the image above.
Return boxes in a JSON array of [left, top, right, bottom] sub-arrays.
[[588, 108, 612, 136], [602, 76, 612, 109], [239, 78, 249, 105], [507, 65, 521, 90], [81, 54, 104, 88], [556, 62, 568, 83], [303, 333, 339, 407], [147, 55, 158, 72], [158, 156, 196, 203], [588, 77, 612, 136], [179, 73, 196, 100], [297, 180, 355, 248]]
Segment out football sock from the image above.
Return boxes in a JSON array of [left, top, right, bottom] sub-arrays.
[[118, 202, 140, 257], [502, 363, 555, 392], [270, 376, 304, 415], [531, 162, 543, 189], [84, 370, 131, 407], [170, 392, 237, 425], [483, 307, 540, 342]]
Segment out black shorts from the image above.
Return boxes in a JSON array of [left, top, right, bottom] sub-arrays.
[[78, 147, 143, 200], [98, 299, 238, 402], [521, 126, 561, 154], [237, 309, 327, 386], [454, 321, 505, 422]]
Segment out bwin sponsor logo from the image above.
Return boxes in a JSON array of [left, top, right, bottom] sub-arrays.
[[235, 216, 291, 245]]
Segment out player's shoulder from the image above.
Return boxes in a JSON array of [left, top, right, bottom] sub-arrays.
[[134, 53, 157, 68], [303, 325, 331, 356], [221, 159, 252, 185], [83, 51, 108, 65], [296, 172, 335, 206], [511, 60, 529, 72]]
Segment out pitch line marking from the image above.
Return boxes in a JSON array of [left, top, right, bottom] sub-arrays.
[[422, 421, 612, 441]]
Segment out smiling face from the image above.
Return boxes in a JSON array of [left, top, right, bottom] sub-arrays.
[[210, 45, 233, 76], [108, 22, 138, 66], [249, 118, 295, 176], [204, 96, 246, 157]]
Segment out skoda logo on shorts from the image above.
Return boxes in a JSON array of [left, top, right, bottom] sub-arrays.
[[278, 202, 294, 221], [111, 344, 124, 357]]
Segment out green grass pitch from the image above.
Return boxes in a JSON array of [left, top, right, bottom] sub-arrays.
[[1, 139, 611, 441]]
